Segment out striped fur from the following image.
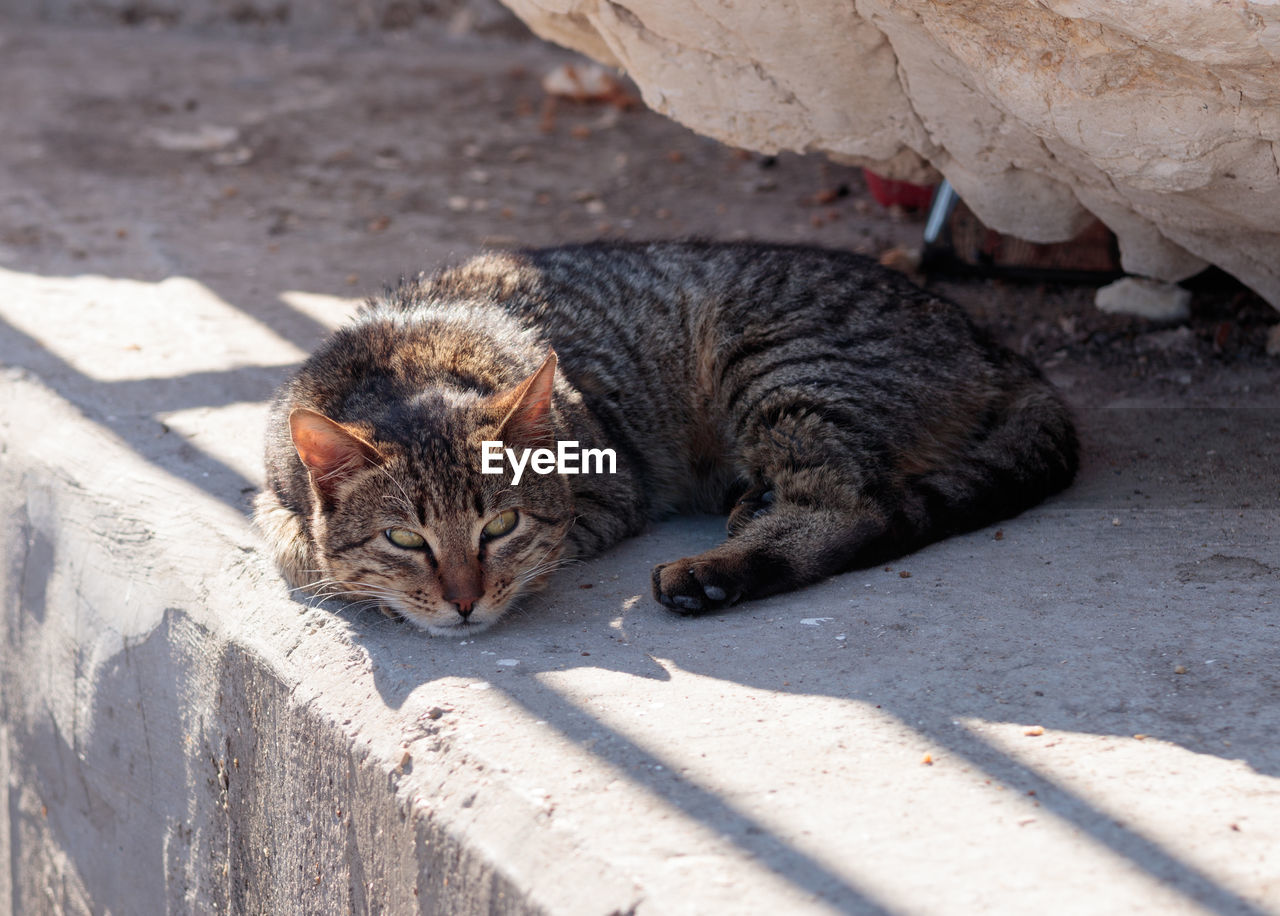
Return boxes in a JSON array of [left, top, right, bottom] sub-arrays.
[[256, 240, 1077, 633]]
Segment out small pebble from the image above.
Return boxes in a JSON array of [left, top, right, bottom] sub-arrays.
[[1023, 725, 1046, 736], [878, 245, 922, 274]]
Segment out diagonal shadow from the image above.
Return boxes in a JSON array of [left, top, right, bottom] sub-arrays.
[[487, 675, 897, 913], [0, 312, 266, 507], [352, 603, 1274, 916], [347, 579, 1277, 916], [219, 292, 337, 356], [914, 714, 1273, 916]]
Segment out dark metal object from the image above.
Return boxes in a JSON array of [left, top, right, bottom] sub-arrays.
[[921, 179, 1125, 285]]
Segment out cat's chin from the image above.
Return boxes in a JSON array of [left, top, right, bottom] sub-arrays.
[[405, 613, 502, 638], [373, 596, 508, 637]]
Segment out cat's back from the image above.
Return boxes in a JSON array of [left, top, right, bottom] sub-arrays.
[[409, 240, 941, 360], [423, 240, 975, 338], [410, 238, 1043, 425]]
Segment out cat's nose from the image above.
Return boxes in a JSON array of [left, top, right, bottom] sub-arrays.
[[448, 592, 480, 618], [441, 565, 483, 619]]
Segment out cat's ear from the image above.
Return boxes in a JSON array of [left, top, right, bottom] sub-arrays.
[[491, 350, 557, 448], [289, 408, 382, 498]]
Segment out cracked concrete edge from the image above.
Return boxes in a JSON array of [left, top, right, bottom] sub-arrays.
[[0, 367, 645, 914]]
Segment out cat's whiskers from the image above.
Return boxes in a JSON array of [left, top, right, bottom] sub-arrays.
[[303, 575, 366, 595], [319, 592, 411, 622], [285, 568, 336, 592], [509, 545, 580, 596], [338, 597, 402, 619], [308, 576, 407, 612], [515, 558, 581, 591], [321, 584, 403, 603], [518, 539, 565, 578], [295, 573, 345, 591], [369, 461, 418, 519], [316, 584, 398, 599], [286, 575, 356, 610]]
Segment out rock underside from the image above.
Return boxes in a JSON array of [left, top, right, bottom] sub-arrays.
[[500, 0, 1280, 309]]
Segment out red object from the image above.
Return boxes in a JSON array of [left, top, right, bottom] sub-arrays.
[[862, 169, 936, 210]]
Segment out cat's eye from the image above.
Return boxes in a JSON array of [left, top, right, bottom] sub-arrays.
[[385, 527, 427, 549], [482, 509, 519, 540]]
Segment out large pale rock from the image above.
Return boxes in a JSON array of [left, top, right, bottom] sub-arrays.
[[502, 0, 1280, 308]]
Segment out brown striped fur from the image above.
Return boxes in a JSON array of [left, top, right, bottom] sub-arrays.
[[255, 241, 1077, 634]]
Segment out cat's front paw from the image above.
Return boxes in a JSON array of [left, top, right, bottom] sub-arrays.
[[651, 558, 744, 615]]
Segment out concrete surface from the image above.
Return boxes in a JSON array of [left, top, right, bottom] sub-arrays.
[[1, 19, 1279, 916]]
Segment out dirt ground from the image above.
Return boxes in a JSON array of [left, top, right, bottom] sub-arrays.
[[4, 16, 1275, 411]]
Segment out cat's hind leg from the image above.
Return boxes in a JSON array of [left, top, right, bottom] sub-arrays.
[[652, 402, 901, 612], [653, 498, 889, 612], [652, 384, 1078, 613]]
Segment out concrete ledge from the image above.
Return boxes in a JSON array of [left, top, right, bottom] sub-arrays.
[[1, 367, 661, 912], [6, 309, 1280, 913]]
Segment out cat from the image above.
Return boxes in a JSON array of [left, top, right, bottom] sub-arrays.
[[254, 240, 1077, 636]]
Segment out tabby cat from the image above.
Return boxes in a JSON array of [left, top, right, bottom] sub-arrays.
[[255, 241, 1077, 635]]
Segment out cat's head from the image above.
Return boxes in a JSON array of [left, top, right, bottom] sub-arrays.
[[291, 352, 574, 635]]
